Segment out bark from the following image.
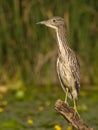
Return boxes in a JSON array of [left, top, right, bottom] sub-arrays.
[[55, 99, 94, 130]]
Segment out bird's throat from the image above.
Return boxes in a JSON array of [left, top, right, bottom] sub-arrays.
[[56, 26, 68, 56]]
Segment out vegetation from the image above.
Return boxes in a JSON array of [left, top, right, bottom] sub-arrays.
[[0, 0, 98, 86], [0, 86, 98, 130], [0, 1, 98, 129]]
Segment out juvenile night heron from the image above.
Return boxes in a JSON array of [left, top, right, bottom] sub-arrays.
[[37, 17, 80, 113]]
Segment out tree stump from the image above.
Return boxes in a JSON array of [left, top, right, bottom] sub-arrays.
[[55, 99, 94, 130]]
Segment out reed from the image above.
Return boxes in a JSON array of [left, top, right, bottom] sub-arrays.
[[0, 0, 97, 85]]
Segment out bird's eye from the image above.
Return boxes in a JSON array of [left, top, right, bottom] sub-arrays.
[[53, 19, 56, 22]]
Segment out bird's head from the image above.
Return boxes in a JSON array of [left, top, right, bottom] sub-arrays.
[[36, 16, 65, 30]]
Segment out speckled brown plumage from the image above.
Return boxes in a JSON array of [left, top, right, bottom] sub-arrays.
[[37, 17, 80, 111]]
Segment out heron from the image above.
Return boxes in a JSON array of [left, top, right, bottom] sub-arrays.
[[37, 16, 80, 113]]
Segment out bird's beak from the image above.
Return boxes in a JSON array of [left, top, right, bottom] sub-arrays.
[[36, 20, 48, 25], [36, 19, 55, 29]]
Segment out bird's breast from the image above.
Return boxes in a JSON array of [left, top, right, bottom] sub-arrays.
[[57, 57, 74, 87]]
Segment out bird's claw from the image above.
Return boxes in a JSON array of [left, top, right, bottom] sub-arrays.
[[73, 106, 80, 117], [64, 100, 69, 106]]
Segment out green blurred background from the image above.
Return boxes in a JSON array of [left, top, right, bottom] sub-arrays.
[[0, 0, 98, 130]]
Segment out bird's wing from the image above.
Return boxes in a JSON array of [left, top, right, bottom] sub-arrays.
[[69, 49, 80, 93]]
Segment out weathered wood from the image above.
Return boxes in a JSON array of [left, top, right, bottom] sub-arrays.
[[55, 99, 94, 130]]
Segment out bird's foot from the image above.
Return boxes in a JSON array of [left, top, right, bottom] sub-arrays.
[[64, 100, 69, 106], [73, 99, 80, 117], [73, 106, 80, 117]]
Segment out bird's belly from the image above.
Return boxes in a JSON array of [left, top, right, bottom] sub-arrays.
[[59, 61, 74, 87], [57, 58, 78, 99]]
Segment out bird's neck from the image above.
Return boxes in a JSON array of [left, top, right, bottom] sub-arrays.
[[56, 25, 69, 55]]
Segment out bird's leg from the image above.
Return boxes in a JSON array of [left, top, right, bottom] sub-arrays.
[[65, 88, 68, 105], [73, 99, 79, 115]]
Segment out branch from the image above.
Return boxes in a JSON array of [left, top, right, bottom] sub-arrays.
[[55, 99, 94, 130]]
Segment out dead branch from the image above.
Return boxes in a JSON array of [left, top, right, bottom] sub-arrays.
[[55, 99, 94, 130]]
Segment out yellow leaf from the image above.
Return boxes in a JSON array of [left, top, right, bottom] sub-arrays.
[[2, 101, 8, 106], [54, 125, 62, 130], [38, 106, 44, 111], [0, 107, 3, 112], [45, 101, 50, 106], [27, 119, 34, 125]]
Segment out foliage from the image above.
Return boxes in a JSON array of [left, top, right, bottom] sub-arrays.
[[0, 86, 98, 129], [0, 0, 98, 85]]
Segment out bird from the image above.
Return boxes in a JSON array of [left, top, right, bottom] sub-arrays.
[[37, 16, 80, 113]]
